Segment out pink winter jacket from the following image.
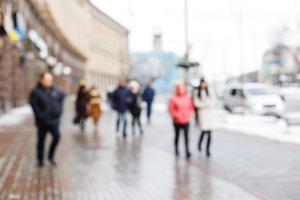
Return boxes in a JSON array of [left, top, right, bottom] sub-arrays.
[[169, 94, 194, 124]]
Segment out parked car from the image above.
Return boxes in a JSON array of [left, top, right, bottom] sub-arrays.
[[223, 83, 285, 117]]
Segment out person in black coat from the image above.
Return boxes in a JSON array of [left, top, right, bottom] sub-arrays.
[[29, 72, 65, 167], [74, 83, 88, 131], [128, 81, 143, 135]]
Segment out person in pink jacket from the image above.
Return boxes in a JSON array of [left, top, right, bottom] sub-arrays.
[[169, 83, 194, 159]]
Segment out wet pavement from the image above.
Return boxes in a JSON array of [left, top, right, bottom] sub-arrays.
[[0, 97, 300, 199]]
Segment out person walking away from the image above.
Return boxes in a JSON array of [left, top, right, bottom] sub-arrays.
[[142, 84, 155, 124], [169, 83, 194, 159], [112, 80, 130, 138], [88, 86, 101, 132], [29, 72, 65, 167], [197, 78, 213, 157], [128, 81, 144, 135], [74, 81, 88, 132]]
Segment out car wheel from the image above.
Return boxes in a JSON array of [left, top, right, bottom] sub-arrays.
[[275, 115, 282, 119], [224, 105, 232, 112]]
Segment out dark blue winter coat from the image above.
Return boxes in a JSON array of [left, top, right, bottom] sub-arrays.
[[142, 87, 155, 104], [30, 84, 65, 127], [112, 86, 130, 112]]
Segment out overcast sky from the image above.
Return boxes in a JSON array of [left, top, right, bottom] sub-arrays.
[[91, 0, 300, 79]]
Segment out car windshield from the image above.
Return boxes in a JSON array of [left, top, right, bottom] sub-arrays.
[[246, 88, 273, 95]]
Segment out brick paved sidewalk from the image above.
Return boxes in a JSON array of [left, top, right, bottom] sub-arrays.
[[0, 99, 274, 200], [0, 120, 260, 200]]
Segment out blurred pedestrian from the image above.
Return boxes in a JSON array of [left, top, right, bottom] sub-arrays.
[[197, 78, 212, 157], [106, 86, 114, 109], [142, 83, 155, 124], [73, 81, 88, 132], [29, 72, 65, 167], [128, 81, 144, 135], [88, 86, 101, 132], [169, 83, 194, 159], [112, 80, 130, 138]]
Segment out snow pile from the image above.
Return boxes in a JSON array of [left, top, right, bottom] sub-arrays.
[[280, 87, 300, 99], [219, 113, 300, 144], [0, 106, 32, 128]]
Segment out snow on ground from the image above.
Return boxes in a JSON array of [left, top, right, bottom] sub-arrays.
[[151, 91, 300, 144], [0, 106, 32, 130], [153, 97, 300, 145], [219, 112, 300, 145], [280, 87, 300, 98]]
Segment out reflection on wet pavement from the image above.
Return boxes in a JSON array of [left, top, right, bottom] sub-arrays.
[[0, 100, 267, 199]]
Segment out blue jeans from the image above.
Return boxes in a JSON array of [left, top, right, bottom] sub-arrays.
[[116, 111, 127, 136], [146, 102, 153, 121]]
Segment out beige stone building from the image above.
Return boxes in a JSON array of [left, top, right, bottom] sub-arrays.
[[46, 0, 130, 89], [0, 0, 87, 113], [0, 0, 129, 113]]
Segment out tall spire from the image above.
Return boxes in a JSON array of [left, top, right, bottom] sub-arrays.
[[153, 27, 162, 52]]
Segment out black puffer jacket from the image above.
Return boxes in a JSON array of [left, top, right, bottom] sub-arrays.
[[128, 93, 142, 117], [29, 84, 65, 127]]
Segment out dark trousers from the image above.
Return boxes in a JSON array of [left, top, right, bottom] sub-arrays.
[[198, 130, 212, 156], [132, 114, 143, 134], [73, 113, 85, 132], [146, 102, 152, 121], [116, 111, 127, 136], [173, 123, 190, 156], [194, 107, 199, 125], [37, 125, 60, 164], [79, 118, 85, 132]]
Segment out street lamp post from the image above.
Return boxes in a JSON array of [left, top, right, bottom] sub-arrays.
[[184, 0, 189, 61], [177, 0, 199, 85], [238, 1, 245, 84]]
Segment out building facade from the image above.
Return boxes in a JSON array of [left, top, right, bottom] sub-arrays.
[[0, 0, 129, 114], [260, 45, 300, 85], [0, 0, 86, 113], [46, 0, 130, 90], [131, 33, 179, 93], [86, 2, 130, 90], [131, 52, 178, 93]]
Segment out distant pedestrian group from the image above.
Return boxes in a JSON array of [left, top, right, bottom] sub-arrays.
[[169, 78, 213, 159], [111, 80, 156, 138], [73, 82, 102, 132], [73, 79, 155, 138], [29, 71, 210, 168]]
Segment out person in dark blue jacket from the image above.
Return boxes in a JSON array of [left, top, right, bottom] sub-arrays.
[[29, 72, 65, 167], [112, 80, 130, 138], [142, 84, 155, 123]]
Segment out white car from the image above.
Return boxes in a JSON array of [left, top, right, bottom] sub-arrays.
[[223, 83, 285, 117]]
